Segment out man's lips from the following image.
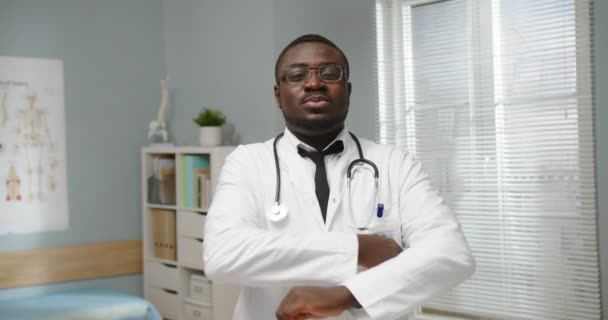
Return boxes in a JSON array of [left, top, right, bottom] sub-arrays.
[[303, 95, 330, 107]]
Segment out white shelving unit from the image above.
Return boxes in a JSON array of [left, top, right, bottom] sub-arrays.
[[141, 145, 240, 320]]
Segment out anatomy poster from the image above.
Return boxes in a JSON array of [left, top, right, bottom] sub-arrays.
[[0, 56, 69, 235]]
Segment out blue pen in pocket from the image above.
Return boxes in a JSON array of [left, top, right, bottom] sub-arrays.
[[376, 203, 384, 218]]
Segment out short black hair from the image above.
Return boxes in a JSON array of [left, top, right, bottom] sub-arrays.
[[274, 34, 350, 83]]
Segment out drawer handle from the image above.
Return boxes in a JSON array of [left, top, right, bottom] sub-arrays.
[[162, 263, 177, 268], [162, 288, 177, 295]]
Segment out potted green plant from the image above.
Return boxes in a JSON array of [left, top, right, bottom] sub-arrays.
[[193, 108, 226, 146]]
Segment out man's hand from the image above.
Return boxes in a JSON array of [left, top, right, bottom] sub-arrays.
[[357, 234, 402, 269], [275, 286, 360, 320]]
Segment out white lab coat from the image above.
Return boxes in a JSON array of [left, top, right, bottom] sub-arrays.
[[203, 128, 475, 320]]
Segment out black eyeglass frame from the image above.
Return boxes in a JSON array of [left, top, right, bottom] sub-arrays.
[[280, 63, 347, 84]]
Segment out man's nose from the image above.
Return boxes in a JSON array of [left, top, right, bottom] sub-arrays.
[[304, 71, 327, 91]]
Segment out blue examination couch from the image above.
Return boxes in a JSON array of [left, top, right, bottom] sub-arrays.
[[0, 287, 162, 320]]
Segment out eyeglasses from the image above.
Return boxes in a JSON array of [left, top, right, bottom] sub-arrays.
[[281, 64, 345, 83]]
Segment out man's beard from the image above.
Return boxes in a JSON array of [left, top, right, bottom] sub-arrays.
[[284, 110, 348, 135]]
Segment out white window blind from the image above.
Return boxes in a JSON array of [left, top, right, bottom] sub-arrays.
[[375, 0, 599, 319]]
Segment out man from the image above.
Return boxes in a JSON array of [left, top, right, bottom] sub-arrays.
[[203, 34, 475, 320]]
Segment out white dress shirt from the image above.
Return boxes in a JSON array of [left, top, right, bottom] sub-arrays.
[[203, 128, 475, 320]]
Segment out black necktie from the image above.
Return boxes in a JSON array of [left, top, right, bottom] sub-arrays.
[[298, 141, 344, 222]]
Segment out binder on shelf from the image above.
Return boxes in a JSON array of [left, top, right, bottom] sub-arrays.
[[152, 209, 176, 261], [153, 210, 163, 258], [164, 210, 176, 261]]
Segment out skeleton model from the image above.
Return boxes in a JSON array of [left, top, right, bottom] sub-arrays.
[[12, 89, 58, 201], [148, 79, 169, 143]]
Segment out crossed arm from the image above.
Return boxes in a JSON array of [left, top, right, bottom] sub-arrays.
[[275, 235, 402, 320]]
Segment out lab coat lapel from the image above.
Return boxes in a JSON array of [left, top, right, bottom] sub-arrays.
[[325, 135, 359, 230]]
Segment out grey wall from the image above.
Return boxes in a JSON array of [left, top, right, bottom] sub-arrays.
[[163, 0, 376, 146], [162, 0, 277, 146], [0, 0, 164, 298], [593, 0, 607, 314]]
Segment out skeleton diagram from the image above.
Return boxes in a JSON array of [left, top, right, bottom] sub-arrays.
[[5, 164, 20, 201], [11, 89, 59, 201]]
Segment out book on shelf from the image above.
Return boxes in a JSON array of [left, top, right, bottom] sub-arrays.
[[148, 155, 176, 205], [181, 156, 187, 207], [159, 166, 176, 205], [182, 154, 210, 208], [194, 168, 211, 209]]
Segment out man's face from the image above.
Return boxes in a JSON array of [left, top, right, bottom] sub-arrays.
[[274, 42, 352, 138]]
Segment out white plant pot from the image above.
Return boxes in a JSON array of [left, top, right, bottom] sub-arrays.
[[199, 126, 223, 146]]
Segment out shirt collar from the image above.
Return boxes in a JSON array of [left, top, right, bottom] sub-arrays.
[[283, 127, 350, 154]]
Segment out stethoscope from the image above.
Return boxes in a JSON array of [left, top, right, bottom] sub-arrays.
[[268, 131, 381, 230]]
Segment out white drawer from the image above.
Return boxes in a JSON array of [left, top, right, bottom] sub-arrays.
[[179, 237, 204, 269], [147, 287, 179, 320], [189, 274, 212, 306], [145, 261, 179, 291], [184, 303, 213, 320], [179, 211, 206, 238]]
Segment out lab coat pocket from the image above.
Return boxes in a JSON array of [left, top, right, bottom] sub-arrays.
[[345, 202, 403, 248], [365, 202, 404, 249]]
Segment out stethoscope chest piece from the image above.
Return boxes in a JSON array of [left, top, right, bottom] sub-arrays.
[[267, 202, 288, 222]]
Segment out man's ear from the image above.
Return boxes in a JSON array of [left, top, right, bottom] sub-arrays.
[[274, 84, 282, 109], [346, 82, 352, 105]]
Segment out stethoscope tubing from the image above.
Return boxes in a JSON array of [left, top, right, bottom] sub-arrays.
[[273, 132, 285, 204], [272, 131, 379, 211], [347, 158, 378, 179]]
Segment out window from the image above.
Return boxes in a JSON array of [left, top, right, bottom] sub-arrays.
[[375, 0, 599, 319]]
